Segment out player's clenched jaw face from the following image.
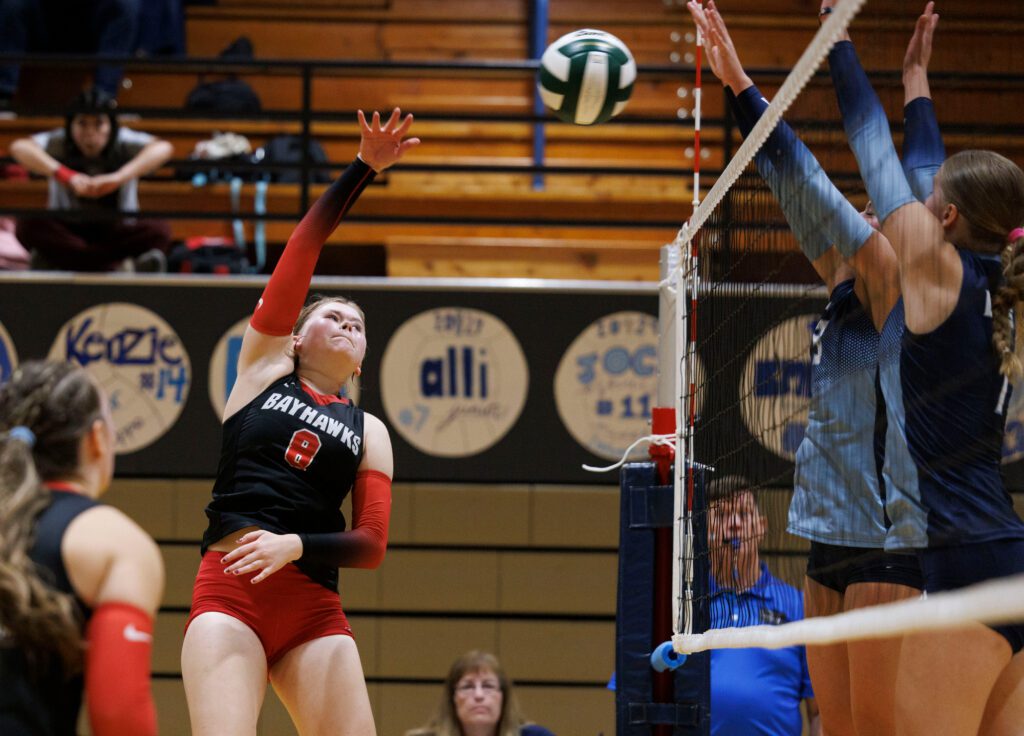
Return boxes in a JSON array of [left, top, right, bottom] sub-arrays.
[[293, 301, 367, 379]]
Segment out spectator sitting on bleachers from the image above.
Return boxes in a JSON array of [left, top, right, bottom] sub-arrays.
[[405, 650, 557, 736], [0, 0, 142, 109], [8, 88, 174, 272]]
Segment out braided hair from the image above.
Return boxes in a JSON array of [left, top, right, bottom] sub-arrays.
[[994, 233, 1024, 380], [935, 150, 1024, 379]]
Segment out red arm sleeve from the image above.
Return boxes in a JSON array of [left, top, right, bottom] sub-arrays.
[[84, 602, 157, 736], [249, 157, 376, 336], [298, 469, 392, 569]]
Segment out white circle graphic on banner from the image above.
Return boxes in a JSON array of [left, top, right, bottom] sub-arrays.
[[208, 317, 361, 420], [48, 303, 191, 454], [380, 307, 529, 457], [739, 314, 817, 461], [0, 320, 18, 383], [555, 311, 696, 461], [1002, 377, 1024, 464]]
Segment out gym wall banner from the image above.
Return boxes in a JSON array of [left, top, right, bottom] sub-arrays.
[[3, 274, 1023, 490]]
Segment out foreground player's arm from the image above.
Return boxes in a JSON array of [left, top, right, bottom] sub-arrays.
[[224, 110, 419, 417], [901, 3, 943, 201], [829, 23, 960, 331], [63, 506, 165, 736], [297, 414, 394, 569]]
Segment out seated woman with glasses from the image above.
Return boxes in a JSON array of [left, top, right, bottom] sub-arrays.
[[405, 650, 557, 736]]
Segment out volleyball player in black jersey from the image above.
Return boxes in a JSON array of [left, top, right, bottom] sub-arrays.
[[0, 360, 164, 736], [181, 109, 418, 736]]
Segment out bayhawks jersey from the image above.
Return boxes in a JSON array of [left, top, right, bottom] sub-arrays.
[[0, 490, 97, 736], [203, 373, 365, 590], [789, 279, 887, 546], [876, 300, 926, 550], [901, 250, 1024, 548]]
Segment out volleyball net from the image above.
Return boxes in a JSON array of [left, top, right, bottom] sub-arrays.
[[661, 0, 1024, 658]]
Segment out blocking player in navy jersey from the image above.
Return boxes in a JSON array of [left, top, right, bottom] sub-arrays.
[[688, 4, 928, 734], [829, 2, 1024, 733], [0, 360, 164, 736], [181, 109, 418, 736]]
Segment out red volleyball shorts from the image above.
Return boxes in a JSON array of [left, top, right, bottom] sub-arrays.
[[186, 551, 353, 666]]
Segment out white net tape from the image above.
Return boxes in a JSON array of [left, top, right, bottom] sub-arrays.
[[674, 573, 1024, 654]]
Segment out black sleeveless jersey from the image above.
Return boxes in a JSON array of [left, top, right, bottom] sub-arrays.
[[0, 489, 98, 736], [202, 372, 365, 590]]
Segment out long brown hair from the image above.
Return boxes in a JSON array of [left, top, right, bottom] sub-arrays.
[[0, 361, 104, 673], [937, 150, 1024, 379], [405, 650, 529, 736]]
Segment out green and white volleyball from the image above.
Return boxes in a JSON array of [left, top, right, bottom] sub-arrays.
[[538, 29, 636, 125]]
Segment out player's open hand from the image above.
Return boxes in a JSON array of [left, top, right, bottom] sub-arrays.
[[221, 529, 303, 584], [688, 1, 751, 93], [357, 108, 420, 173], [904, 2, 939, 78]]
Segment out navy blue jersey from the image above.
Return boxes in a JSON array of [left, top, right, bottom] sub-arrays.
[[901, 250, 1024, 547], [0, 489, 98, 736], [203, 372, 366, 590], [789, 279, 887, 547], [876, 300, 927, 550]]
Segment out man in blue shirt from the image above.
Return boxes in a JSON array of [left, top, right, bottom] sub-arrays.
[[609, 477, 820, 735], [708, 476, 820, 736]]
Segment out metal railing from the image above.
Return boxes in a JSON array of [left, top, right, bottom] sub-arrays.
[[1, 51, 1022, 261]]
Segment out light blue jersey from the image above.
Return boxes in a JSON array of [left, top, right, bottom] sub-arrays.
[[876, 300, 927, 550], [789, 279, 887, 546]]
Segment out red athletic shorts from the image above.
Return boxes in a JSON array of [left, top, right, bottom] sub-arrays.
[[186, 551, 353, 666]]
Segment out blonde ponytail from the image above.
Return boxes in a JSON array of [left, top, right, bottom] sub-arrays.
[[993, 233, 1024, 380]]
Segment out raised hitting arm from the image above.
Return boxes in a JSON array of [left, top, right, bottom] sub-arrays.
[[224, 109, 419, 418]]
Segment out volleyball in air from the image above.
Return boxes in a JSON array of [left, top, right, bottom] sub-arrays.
[[538, 29, 636, 126]]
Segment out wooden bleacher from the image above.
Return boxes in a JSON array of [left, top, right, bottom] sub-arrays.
[[1, 0, 1021, 281]]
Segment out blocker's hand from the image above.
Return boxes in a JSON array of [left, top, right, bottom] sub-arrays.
[[903, 2, 939, 78], [687, 1, 752, 93], [221, 529, 303, 584], [357, 107, 420, 173]]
